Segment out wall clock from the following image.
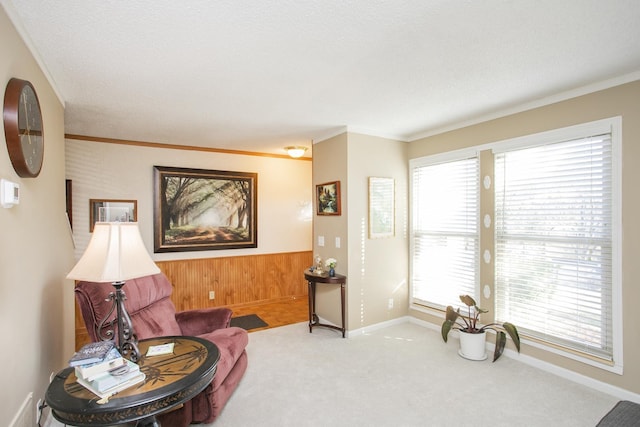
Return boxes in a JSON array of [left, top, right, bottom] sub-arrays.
[[3, 78, 44, 177]]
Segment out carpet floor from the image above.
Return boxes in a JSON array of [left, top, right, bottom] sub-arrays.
[[211, 321, 621, 427]]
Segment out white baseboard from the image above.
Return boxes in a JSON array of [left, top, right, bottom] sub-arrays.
[[347, 316, 412, 337], [501, 347, 640, 404]]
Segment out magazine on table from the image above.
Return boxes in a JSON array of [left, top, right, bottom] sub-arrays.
[[76, 361, 145, 400], [68, 341, 115, 367]]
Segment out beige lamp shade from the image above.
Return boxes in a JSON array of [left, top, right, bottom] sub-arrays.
[[67, 222, 160, 282]]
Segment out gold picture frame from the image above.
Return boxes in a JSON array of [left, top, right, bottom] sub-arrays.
[[316, 181, 341, 216]]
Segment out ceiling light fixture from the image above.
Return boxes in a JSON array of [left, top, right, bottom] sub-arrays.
[[285, 146, 308, 158]]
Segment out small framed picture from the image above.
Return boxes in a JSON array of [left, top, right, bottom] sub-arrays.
[[89, 199, 137, 232], [316, 181, 341, 216]]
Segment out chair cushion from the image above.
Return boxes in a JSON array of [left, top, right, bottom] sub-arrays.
[[198, 326, 248, 390], [176, 307, 233, 336], [75, 273, 182, 340], [128, 299, 183, 339]]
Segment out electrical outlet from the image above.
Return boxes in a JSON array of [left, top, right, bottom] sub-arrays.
[[209, 291, 215, 300], [388, 298, 394, 309]]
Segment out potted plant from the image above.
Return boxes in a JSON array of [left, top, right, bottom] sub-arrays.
[[441, 295, 520, 362]]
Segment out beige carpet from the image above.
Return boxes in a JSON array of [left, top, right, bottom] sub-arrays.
[[211, 321, 619, 427]]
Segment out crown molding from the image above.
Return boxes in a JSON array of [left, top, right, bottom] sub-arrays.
[[1, 0, 65, 106]]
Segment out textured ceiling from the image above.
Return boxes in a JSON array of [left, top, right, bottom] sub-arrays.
[[4, 0, 640, 156]]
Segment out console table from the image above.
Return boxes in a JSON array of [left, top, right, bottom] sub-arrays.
[[45, 336, 219, 426], [304, 270, 346, 338]]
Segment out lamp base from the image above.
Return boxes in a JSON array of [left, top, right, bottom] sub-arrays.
[[98, 281, 141, 362]]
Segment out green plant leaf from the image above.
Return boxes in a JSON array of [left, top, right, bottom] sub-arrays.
[[493, 331, 507, 362], [459, 295, 476, 307], [445, 305, 459, 323], [441, 319, 454, 342], [503, 322, 521, 352]]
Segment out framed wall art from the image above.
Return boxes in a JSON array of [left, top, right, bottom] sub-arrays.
[[89, 199, 137, 232], [153, 166, 258, 253], [66, 179, 73, 230], [316, 181, 341, 216], [368, 177, 394, 238]]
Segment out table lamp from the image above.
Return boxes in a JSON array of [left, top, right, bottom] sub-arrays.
[[67, 222, 160, 361]]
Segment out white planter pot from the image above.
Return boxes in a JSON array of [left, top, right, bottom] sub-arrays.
[[458, 330, 487, 361]]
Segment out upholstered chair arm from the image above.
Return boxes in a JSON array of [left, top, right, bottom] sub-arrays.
[[175, 307, 233, 336]]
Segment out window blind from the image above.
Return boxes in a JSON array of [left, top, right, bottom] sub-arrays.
[[411, 156, 479, 309], [494, 134, 613, 360]]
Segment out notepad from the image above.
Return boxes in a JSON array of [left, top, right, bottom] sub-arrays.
[[146, 343, 175, 356]]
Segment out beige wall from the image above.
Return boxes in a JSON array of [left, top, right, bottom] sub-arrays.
[[312, 133, 349, 325], [66, 139, 313, 262], [0, 6, 75, 424], [347, 133, 408, 329], [313, 132, 408, 330], [408, 80, 640, 396]]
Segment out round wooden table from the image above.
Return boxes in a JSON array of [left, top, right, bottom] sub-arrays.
[[45, 336, 219, 426]]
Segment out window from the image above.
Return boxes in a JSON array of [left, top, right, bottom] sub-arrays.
[[493, 118, 621, 370], [409, 118, 621, 372], [410, 151, 479, 310]]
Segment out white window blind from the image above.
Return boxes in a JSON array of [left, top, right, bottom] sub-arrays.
[[494, 134, 613, 361], [411, 155, 479, 309]]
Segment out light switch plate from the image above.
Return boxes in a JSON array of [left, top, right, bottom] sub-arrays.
[[318, 236, 325, 246]]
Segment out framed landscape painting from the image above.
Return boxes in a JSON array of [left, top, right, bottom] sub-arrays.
[[316, 181, 341, 216], [153, 166, 258, 252]]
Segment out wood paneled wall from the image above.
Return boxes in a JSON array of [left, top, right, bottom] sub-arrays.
[[75, 251, 312, 349], [156, 251, 312, 311]]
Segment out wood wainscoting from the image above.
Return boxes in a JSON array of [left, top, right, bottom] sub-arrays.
[[74, 250, 312, 349]]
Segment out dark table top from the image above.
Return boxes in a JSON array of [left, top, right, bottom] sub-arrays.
[[304, 270, 346, 284], [46, 336, 219, 426]]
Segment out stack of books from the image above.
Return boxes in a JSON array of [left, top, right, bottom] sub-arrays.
[[68, 341, 145, 399]]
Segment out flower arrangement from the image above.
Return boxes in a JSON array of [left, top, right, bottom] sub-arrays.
[[325, 258, 337, 269]]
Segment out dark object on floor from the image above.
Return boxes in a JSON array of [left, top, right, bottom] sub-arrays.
[[231, 314, 268, 330], [597, 400, 640, 426]]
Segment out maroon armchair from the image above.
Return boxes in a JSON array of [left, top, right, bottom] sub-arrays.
[[74, 273, 248, 426]]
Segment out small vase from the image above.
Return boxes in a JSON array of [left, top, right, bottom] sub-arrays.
[[329, 267, 335, 277]]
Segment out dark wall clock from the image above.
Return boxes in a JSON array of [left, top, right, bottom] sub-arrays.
[[3, 78, 44, 177]]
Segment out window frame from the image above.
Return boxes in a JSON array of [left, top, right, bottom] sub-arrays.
[[408, 117, 622, 373], [409, 148, 481, 313], [490, 117, 623, 373]]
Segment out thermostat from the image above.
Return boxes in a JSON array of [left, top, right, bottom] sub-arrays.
[[1, 179, 20, 208]]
